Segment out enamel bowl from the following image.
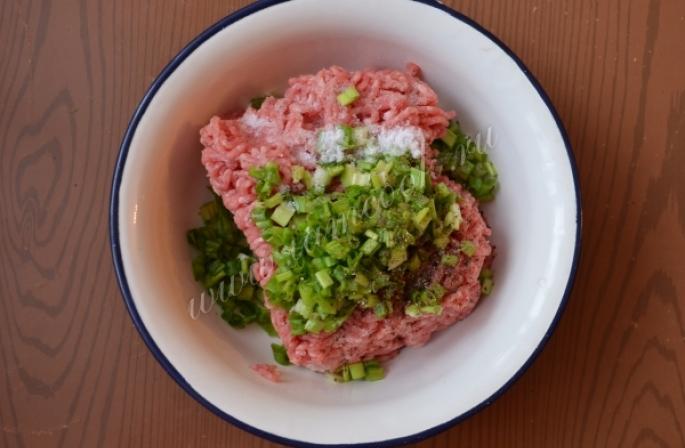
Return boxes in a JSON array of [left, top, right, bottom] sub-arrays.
[[110, 0, 581, 446]]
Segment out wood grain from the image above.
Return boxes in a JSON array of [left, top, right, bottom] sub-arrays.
[[1, 0, 683, 447]]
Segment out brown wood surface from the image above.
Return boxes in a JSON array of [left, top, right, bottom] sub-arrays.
[[1, 0, 684, 446]]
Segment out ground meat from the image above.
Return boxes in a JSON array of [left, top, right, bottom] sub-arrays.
[[251, 364, 281, 382], [201, 64, 491, 372]]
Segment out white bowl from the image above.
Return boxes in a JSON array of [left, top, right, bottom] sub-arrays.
[[110, 0, 581, 446]]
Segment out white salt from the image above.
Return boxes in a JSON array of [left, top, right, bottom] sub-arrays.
[[316, 126, 346, 163], [361, 125, 425, 159], [375, 126, 425, 158], [240, 110, 271, 131], [314, 124, 426, 165]]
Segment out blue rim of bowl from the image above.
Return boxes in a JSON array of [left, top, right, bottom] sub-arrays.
[[109, 0, 582, 446]]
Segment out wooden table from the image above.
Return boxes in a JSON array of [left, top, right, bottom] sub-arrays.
[[1, 0, 684, 446]]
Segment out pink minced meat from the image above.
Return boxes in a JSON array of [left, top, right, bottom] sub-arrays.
[[251, 364, 281, 382], [201, 64, 492, 372]]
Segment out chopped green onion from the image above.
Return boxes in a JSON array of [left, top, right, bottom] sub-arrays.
[[331, 197, 350, 214], [341, 163, 371, 187], [408, 253, 421, 271], [326, 164, 345, 178], [420, 304, 443, 315], [382, 230, 395, 248], [364, 294, 379, 307], [337, 86, 360, 106], [348, 362, 365, 380], [315, 269, 334, 288], [291, 165, 307, 183], [305, 318, 324, 333], [413, 207, 432, 233], [374, 302, 388, 318], [237, 284, 254, 300], [289, 312, 306, 335], [409, 168, 426, 192], [316, 296, 336, 314], [353, 127, 370, 146], [187, 193, 271, 335], [481, 277, 494, 295], [271, 344, 291, 366], [324, 240, 350, 259], [441, 254, 459, 266], [313, 166, 333, 189], [485, 161, 497, 177], [271, 203, 295, 227], [364, 229, 379, 240], [238, 254, 251, 273], [360, 238, 380, 255], [440, 128, 458, 147], [259, 156, 466, 335], [433, 235, 449, 250], [340, 125, 356, 149], [275, 269, 294, 282], [405, 303, 421, 317], [293, 298, 313, 318], [298, 284, 315, 303], [250, 96, 267, 109], [387, 246, 407, 270], [331, 360, 384, 383], [460, 240, 476, 257], [263, 192, 284, 209], [199, 201, 219, 222], [341, 365, 351, 382], [355, 272, 370, 287], [434, 120, 499, 200], [445, 203, 463, 231], [431, 283, 446, 298], [249, 162, 281, 200], [364, 363, 385, 381], [480, 268, 494, 295], [293, 196, 310, 213]]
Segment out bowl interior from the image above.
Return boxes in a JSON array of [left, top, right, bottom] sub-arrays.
[[115, 0, 578, 444]]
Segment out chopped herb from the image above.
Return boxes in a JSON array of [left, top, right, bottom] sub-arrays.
[[440, 127, 458, 147], [406, 283, 446, 317], [433, 121, 498, 201], [249, 162, 281, 200], [337, 86, 360, 106], [271, 203, 296, 227], [252, 156, 461, 334], [364, 362, 385, 381], [441, 254, 460, 266], [187, 193, 274, 336], [480, 268, 494, 295], [340, 124, 356, 149], [348, 362, 365, 380], [263, 192, 284, 209], [271, 344, 291, 366], [250, 96, 267, 109], [330, 360, 385, 382], [460, 240, 476, 257], [315, 269, 334, 288], [481, 277, 494, 295]]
